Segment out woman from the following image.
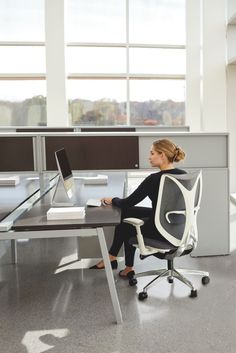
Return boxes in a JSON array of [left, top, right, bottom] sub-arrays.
[[90, 139, 186, 278]]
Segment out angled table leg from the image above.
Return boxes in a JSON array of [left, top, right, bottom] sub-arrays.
[[11, 239, 17, 264], [97, 227, 123, 324]]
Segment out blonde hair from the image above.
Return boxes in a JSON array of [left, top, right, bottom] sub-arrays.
[[153, 139, 185, 163]]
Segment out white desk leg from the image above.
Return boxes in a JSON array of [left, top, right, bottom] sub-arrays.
[[97, 227, 123, 324], [76, 238, 81, 261], [11, 239, 17, 264]]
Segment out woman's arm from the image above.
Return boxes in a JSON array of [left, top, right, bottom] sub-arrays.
[[111, 175, 152, 209]]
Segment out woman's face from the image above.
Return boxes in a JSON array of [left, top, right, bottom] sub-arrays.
[[149, 145, 163, 167]]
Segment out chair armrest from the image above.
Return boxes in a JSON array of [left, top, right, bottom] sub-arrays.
[[123, 218, 144, 226], [123, 217, 159, 255]]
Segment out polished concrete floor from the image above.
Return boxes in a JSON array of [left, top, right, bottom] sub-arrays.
[[0, 233, 236, 353]]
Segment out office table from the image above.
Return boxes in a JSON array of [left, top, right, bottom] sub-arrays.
[[2, 172, 126, 324]]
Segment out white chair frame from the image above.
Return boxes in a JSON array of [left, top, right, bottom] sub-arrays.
[[124, 170, 210, 299]]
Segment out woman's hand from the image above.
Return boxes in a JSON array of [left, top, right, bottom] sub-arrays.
[[101, 197, 113, 206]]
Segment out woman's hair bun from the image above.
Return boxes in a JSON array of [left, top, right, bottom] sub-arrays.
[[174, 146, 185, 162]]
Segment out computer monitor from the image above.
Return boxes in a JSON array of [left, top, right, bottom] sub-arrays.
[[53, 148, 76, 205]]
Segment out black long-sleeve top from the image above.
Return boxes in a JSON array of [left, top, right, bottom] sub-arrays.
[[112, 168, 186, 219]]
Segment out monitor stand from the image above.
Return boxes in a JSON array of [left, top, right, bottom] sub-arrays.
[[51, 177, 76, 207]]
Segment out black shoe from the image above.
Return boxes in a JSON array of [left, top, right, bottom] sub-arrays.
[[119, 270, 137, 286], [89, 260, 118, 270], [119, 270, 135, 279]]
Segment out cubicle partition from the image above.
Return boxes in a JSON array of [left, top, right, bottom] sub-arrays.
[[0, 131, 229, 256], [44, 135, 139, 170], [0, 135, 35, 171]]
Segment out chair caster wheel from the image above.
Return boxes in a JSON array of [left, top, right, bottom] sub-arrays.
[[168, 277, 174, 283], [129, 278, 137, 286], [138, 291, 148, 301], [202, 276, 210, 285], [190, 289, 197, 298]]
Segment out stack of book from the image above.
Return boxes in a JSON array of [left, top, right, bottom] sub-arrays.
[[47, 206, 86, 220]]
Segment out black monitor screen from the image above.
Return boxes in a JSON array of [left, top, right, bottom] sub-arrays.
[[55, 148, 73, 181]]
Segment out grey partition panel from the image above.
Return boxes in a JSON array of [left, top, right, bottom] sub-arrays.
[[45, 136, 139, 170], [0, 137, 34, 171], [135, 126, 190, 132], [139, 135, 228, 168], [193, 168, 229, 256]]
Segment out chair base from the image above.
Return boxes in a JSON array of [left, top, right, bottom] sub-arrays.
[[134, 262, 209, 300]]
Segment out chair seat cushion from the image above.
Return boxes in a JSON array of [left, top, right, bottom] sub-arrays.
[[129, 236, 177, 250], [129, 236, 193, 260]]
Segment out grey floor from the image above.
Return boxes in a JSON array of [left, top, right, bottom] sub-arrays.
[[0, 234, 236, 353]]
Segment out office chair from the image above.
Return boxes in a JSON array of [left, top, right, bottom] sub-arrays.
[[123, 170, 210, 300]]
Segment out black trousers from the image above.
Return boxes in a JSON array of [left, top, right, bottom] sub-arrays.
[[109, 206, 163, 267]]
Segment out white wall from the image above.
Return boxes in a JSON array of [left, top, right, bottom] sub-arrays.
[[186, 0, 227, 133], [185, 0, 201, 131], [228, 0, 236, 19], [186, 0, 236, 192], [227, 63, 236, 192], [227, 0, 236, 192], [201, 0, 227, 132]]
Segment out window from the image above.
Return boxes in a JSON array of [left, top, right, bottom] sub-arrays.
[[0, 80, 46, 126], [0, 0, 44, 41], [0, 46, 45, 73], [0, 0, 186, 127], [0, 0, 45, 126], [129, 80, 185, 126], [67, 0, 186, 127], [129, 0, 185, 45], [67, 0, 126, 43], [68, 79, 127, 125]]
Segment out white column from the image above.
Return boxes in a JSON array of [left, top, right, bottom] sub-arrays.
[[227, 65, 236, 192], [202, 0, 227, 131], [185, 0, 201, 131], [227, 0, 236, 192], [228, 0, 236, 19], [45, 0, 68, 126]]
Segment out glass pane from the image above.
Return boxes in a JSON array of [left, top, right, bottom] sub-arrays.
[[68, 79, 127, 125], [0, 47, 45, 73], [67, 0, 125, 42], [0, 0, 44, 41], [0, 80, 46, 126], [130, 80, 185, 126], [130, 48, 185, 74], [129, 0, 185, 45], [67, 47, 126, 73]]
